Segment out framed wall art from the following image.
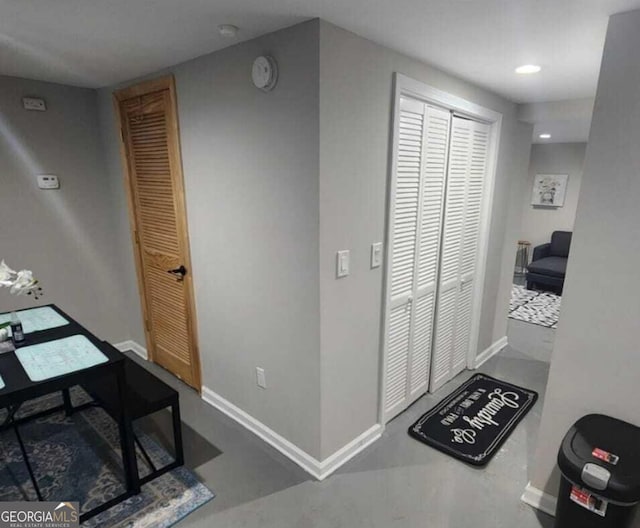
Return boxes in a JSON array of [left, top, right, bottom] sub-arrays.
[[531, 173, 568, 207]]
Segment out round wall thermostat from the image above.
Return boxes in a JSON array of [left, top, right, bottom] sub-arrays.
[[252, 56, 278, 92]]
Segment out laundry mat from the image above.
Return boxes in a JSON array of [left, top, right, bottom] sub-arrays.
[[408, 374, 538, 466]]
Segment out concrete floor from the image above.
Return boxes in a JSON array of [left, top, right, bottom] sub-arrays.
[[507, 319, 555, 363], [133, 316, 557, 528], [509, 273, 557, 363]]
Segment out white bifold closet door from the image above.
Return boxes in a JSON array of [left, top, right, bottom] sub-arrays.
[[383, 96, 451, 421], [430, 116, 491, 392]]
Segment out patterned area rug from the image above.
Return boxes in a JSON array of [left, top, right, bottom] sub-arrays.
[[0, 389, 214, 527], [509, 284, 561, 328]]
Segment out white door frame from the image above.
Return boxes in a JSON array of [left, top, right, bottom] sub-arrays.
[[378, 73, 503, 424]]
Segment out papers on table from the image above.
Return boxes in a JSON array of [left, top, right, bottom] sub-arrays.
[[15, 334, 108, 382], [0, 306, 69, 335]]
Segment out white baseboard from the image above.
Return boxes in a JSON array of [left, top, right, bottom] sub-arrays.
[[474, 336, 508, 369], [201, 386, 382, 480], [318, 423, 383, 480], [114, 340, 148, 361], [521, 482, 557, 517]]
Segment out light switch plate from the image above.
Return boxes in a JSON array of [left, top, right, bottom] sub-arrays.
[[37, 174, 60, 189], [256, 367, 267, 389], [371, 242, 383, 268], [336, 250, 350, 278]]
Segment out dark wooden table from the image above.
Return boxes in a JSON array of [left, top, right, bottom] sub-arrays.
[[0, 304, 140, 522]]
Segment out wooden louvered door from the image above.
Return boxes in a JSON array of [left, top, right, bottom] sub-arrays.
[[382, 96, 451, 422], [430, 116, 490, 392], [115, 76, 201, 390]]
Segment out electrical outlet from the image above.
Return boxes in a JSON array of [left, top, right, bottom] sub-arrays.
[[256, 367, 267, 389]]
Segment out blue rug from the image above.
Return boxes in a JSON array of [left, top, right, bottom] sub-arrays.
[[0, 389, 214, 527]]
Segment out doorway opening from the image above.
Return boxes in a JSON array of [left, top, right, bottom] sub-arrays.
[[508, 142, 586, 361]]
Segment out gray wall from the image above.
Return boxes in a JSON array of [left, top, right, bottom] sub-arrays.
[[493, 125, 534, 341], [2, 18, 535, 464], [530, 10, 640, 506], [36, 17, 535, 463], [520, 143, 586, 249], [98, 20, 323, 458], [0, 75, 128, 340], [318, 21, 533, 457]]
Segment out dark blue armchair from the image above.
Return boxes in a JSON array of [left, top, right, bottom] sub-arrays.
[[526, 231, 572, 294]]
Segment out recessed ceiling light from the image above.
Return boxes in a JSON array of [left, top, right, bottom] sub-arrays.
[[218, 24, 239, 38], [515, 64, 541, 74], [539, 133, 551, 139]]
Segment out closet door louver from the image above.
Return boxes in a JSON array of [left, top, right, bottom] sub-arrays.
[[430, 117, 490, 391], [383, 97, 451, 421], [451, 120, 490, 374], [384, 97, 424, 420], [430, 117, 471, 390], [119, 85, 201, 389], [408, 105, 451, 399]]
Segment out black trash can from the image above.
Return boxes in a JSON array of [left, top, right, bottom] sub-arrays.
[[555, 414, 640, 528]]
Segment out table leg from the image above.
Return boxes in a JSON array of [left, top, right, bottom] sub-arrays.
[[172, 401, 184, 466], [13, 424, 43, 501], [62, 388, 73, 417], [115, 361, 140, 495]]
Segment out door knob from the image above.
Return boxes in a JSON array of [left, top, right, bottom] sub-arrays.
[[406, 295, 414, 310], [167, 265, 187, 281]]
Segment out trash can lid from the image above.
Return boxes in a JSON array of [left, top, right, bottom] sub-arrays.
[[558, 414, 640, 503]]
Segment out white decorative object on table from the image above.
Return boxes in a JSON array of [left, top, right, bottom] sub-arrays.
[[531, 174, 569, 207], [0, 260, 43, 344], [0, 260, 41, 296]]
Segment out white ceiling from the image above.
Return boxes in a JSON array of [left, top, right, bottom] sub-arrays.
[[519, 98, 595, 144], [530, 118, 593, 144], [1, 0, 640, 104]]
